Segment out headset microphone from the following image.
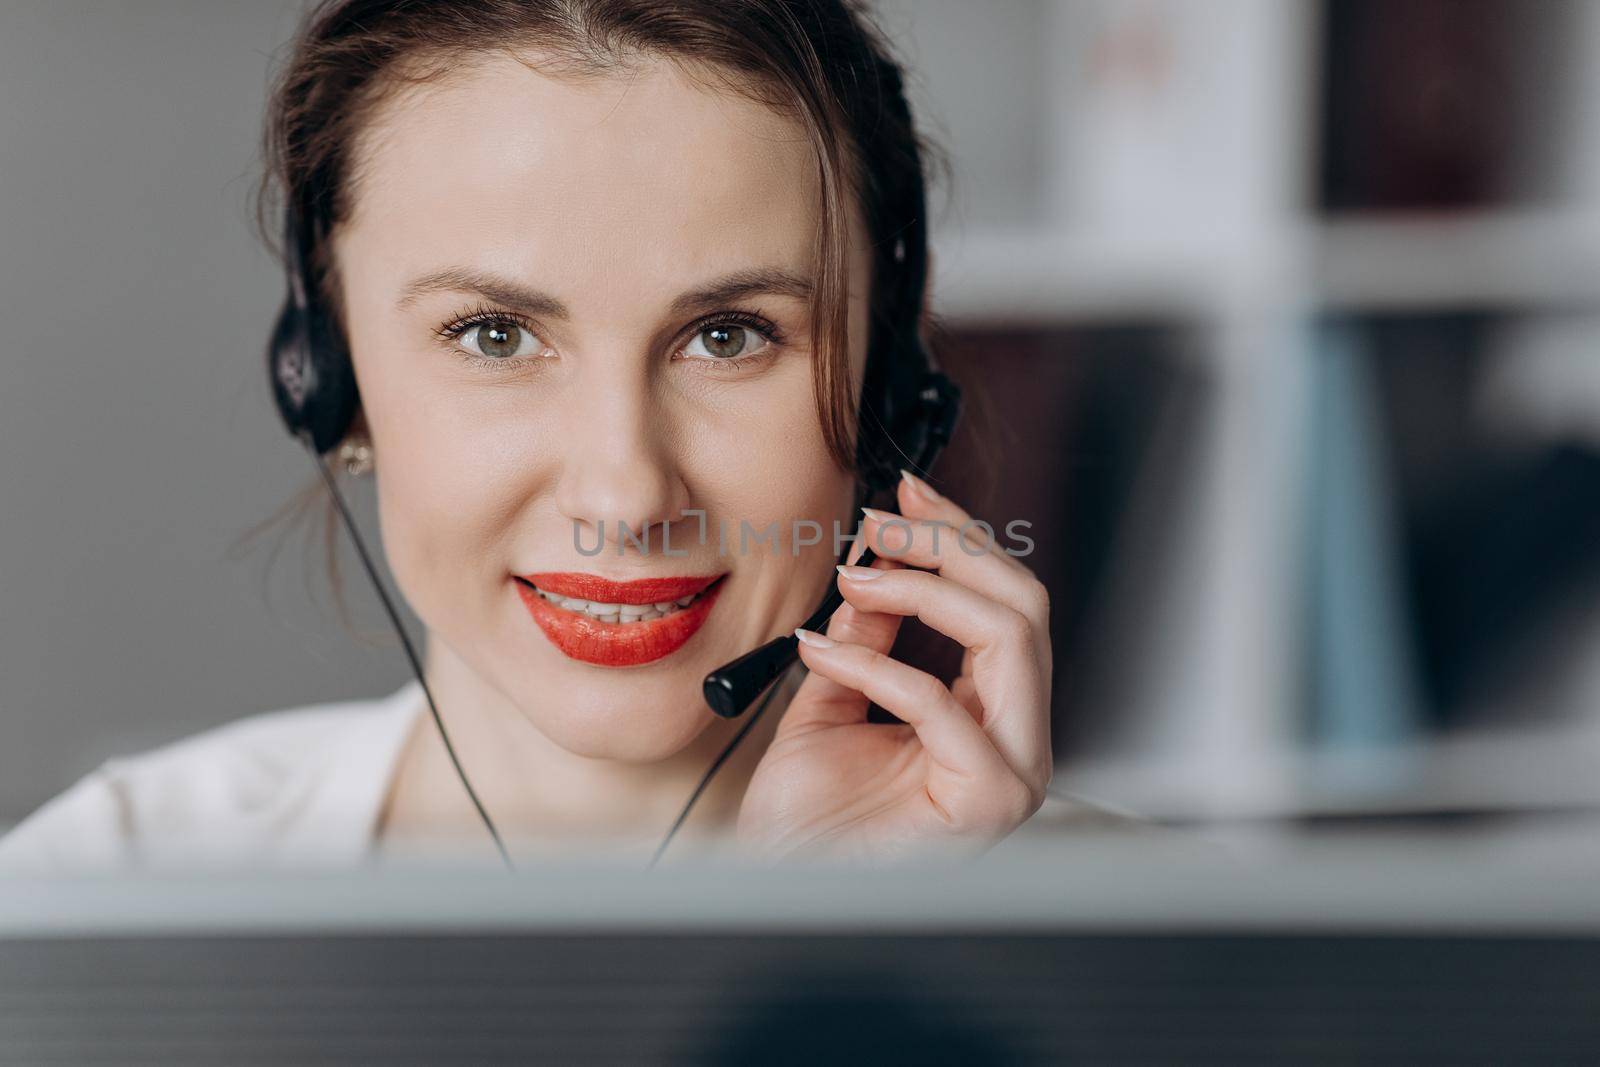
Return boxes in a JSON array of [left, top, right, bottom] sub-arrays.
[[700, 372, 961, 720]]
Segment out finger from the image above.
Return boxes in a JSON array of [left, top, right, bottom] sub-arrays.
[[830, 515, 906, 649], [776, 551, 906, 736], [791, 628, 1016, 790], [832, 564, 1049, 789], [953, 643, 983, 717], [844, 527, 873, 567], [896, 469, 1040, 585], [889, 476, 1049, 700], [825, 542, 905, 652], [953, 638, 1055, 713], [860, 502, 1051, 642], [951, 672, 983, 719], [885, 479, 1055, 770]]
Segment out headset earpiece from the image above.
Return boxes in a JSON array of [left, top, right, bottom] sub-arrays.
[[906, 367, 961, 474], [854, 355, 961, 493], [267, 204, 360, 455]]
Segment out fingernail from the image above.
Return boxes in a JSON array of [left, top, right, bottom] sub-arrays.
[[793, 627, 835, 648], [860, 506, 897, 524], [900, 467, 943, 502], [836, 563, 883, 581]]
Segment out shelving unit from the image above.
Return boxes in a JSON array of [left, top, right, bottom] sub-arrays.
[[891, 0, 1600, 831]]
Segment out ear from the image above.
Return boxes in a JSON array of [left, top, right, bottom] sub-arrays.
[[921, 245, 937, 322]]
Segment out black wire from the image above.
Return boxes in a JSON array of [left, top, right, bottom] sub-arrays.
[[647, 662, 792, 870], [305, 441, 513, 870]]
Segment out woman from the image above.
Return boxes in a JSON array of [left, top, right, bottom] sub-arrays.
[[1, 0, 1115, 873]]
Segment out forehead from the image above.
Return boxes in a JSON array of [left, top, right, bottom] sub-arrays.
[[341, 51, 831, 284]]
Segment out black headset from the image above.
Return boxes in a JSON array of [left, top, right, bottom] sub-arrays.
[[266, 82, 960, 867]]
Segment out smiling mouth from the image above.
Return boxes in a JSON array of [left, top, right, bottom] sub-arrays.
[[516, 579, 717, 624], [512, 573, 727, 667]]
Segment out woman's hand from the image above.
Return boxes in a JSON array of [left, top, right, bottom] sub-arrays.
[[736, 469, 1053, 864]]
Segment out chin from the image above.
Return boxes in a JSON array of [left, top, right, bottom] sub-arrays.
[[518, 684, 714, 763]]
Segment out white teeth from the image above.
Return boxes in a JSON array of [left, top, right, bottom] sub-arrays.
[[533, 583, 705, 624]]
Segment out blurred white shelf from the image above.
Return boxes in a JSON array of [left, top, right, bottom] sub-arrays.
[[934, 209, 1600, 327], [1059, 710, 1600, 823], [934, 227, 1305, 323], [1315, 208, 1600, 312], [929, 227, 1250, 324], [910, 0, 1600, 834]]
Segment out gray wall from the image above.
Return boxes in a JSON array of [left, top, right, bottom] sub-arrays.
[[0, 0, 1044, 823], [0, 1, 408, 823]]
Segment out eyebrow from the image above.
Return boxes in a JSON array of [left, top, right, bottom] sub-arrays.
[[396, 265, 815, 318]]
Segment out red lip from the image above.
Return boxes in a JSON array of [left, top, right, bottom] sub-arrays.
[[519, 572, 721, 605], [514, 573, 726, 667]]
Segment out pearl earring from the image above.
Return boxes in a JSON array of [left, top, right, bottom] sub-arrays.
[[337, 435, 374, 477]]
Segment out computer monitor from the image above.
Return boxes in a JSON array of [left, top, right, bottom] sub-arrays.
[[3, 831, 1599, 1064]]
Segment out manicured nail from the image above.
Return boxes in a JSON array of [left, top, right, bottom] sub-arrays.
[[793, 627, 835, 648], [860, 506, 897, 524], [900, 467, 943, 502], [836, 564, 883, 581]]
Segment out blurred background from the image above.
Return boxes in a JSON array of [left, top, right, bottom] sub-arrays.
[[3, 0, 1600, 845]]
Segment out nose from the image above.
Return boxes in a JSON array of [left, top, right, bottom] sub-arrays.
[[552, 369, 690, 554]]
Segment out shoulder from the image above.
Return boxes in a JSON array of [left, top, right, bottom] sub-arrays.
[[0, 682, 422, 874]]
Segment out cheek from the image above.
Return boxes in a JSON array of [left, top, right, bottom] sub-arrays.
[[689, 399, 836, 511], [359, 376, 556, 628], [676, 377, 856, 641], [673, 363, 859, 566], [371, 441, 505, 636]]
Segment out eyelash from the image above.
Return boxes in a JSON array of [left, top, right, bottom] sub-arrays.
[[433, 303, 788, 374]]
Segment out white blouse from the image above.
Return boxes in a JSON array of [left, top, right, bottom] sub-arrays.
[[0, 679, 1138, 874], [0, 681, 425, 873]]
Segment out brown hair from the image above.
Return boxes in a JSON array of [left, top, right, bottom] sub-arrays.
[[234, 0, 952, 632]]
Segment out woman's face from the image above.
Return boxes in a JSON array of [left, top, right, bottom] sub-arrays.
[[332, 52, 870, 761]]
